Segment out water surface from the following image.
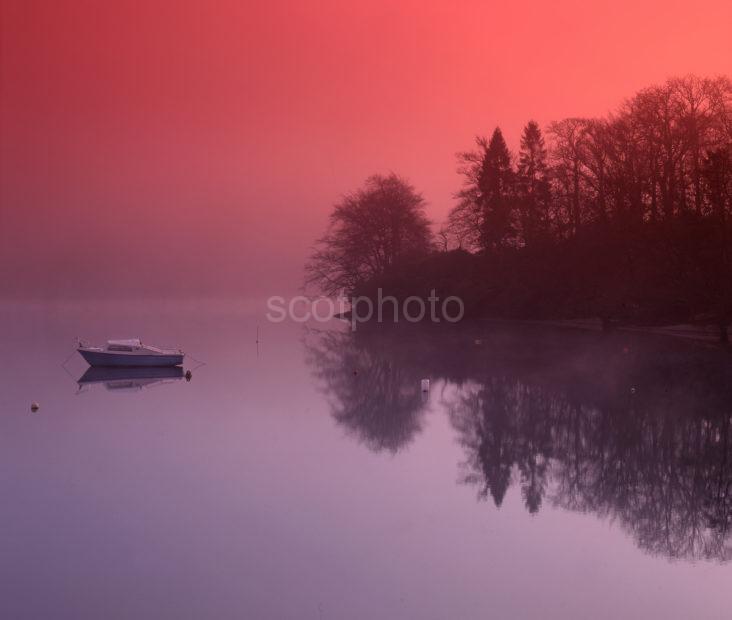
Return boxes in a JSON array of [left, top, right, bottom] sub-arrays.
[[1, 301, 731, 619]]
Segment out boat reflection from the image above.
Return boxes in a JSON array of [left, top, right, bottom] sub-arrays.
[[305, 323, 732, 562], [77, 366, 185, 392]]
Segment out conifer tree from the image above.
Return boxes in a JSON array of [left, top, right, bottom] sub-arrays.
[[478, 127, 516, 251], [516, 120, 551, 245]]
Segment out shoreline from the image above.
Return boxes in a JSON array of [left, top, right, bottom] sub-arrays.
[[333, 311, 729, 345]]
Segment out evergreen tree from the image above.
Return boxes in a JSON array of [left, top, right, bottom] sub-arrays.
[[449, 126, 517, 252], [477, 127, 516, 251], [516, 120, 551, 245]]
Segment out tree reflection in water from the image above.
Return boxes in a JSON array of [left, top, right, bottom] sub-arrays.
[[304, 322, 732, 561], [304, 327, 428, 453]]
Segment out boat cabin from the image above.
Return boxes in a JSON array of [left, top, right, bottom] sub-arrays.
[[107, 339, 142, 352]]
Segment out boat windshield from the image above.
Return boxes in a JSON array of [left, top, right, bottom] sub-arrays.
[[106, 338, 142, 352]]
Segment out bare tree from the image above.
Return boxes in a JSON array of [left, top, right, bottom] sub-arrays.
[[306, 174, 433, 295], [548, 117, 589, 236]]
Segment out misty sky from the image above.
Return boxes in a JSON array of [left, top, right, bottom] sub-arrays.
[[2, 0, 731, 298]]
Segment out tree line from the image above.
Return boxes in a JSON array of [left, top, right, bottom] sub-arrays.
[[449, 75, 732, 249], [307, 75, 732, 332]]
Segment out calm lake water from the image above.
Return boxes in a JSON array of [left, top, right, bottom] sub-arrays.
[[1, 300, 732, 619]]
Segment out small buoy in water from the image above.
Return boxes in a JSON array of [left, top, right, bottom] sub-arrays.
[[421, 379, 430, 392], [630, 387, 636, 395], [474, 339, 483, 345], [30, 402, 39, 412], [185, 370, 192, 382]]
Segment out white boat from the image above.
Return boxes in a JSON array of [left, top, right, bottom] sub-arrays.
[[77, 339, 184, 367]]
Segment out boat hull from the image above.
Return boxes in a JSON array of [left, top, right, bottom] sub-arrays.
[[78, 349, 184, 367]]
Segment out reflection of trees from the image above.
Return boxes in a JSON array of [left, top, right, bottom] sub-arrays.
[[451, 379, 555, 512], [304, 327, 428, 453], [447, 336, 732, 561], [307, 321, 732, 561]]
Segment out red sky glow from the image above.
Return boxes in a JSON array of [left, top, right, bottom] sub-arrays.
[[2, 0, 731, 297]]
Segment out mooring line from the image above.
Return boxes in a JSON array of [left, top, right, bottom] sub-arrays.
[[185, 351, 206, 370]]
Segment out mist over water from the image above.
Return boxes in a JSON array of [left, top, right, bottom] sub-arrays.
[[2, 300, 731, 619], [4, 1, 732, 617]]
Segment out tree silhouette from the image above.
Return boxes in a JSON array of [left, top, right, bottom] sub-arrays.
[[306, 173, 432, 295], [516, 120, 551, 246], [346, 75, 732, 330], [449, 127, 517, 252]]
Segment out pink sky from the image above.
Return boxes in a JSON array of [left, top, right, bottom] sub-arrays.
[[2, 0, 731, 298]]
